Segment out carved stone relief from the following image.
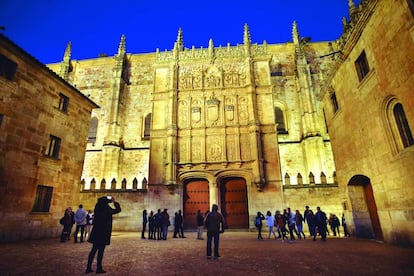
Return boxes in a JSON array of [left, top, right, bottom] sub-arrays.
[[240, 133, 251, 160], [223, 63, 247, 87], [191, 137, 202, 162], [204, 66, 222, 88], [178, 100, 188, 128], [238, 96, 249, 123], [207, 136, 222, 161], [225, 97, 235, 123], [191, 99, 202, 127], [206, 96, 220, 125]]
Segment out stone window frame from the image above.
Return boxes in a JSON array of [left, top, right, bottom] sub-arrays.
[[45, 134, 61, 159], [274, 102, 288, 134], [87, 116, 99, 144], [142, 113, 151, 140], [355, 50, 370, 82], [0, 53, 17, 81], [31, 185, 53, 213], [382, 96, 414, 154], [330, 91, 339, 114], [58, 93, 69, 113]]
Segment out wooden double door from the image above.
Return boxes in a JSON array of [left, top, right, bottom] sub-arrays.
[[183, 177, 248, 229]]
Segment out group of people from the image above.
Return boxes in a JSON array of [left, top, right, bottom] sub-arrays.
[[141, 206, 224, 259], [58, 200, 353, 273], [59, 205, 93, 243], [141, 208, 173, 240], [255, 206, 350, 242]]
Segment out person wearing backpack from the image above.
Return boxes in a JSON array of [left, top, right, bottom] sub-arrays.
[[254, 212, 265, 240]]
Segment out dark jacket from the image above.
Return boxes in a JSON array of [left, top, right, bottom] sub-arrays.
[[88, 197, 121, 245], [204, 210, 224, 234]]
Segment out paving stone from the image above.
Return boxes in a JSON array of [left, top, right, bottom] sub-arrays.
[[0, 231, 413, 275]]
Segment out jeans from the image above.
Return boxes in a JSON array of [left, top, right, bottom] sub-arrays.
[[74, 224, 85, 242], [206, 231, 220, 257]]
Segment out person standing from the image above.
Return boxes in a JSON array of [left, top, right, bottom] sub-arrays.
[[74, 204, 87, 243], [204, 204, 224, 260], [295, 210, 305, 239], [85, 196, 121, 274], [275, 210, 287, 241], [342, 213, 351, 237], [196, 209, 204, 240], [59, 207, 74, 242], [177, 210, 185, 238], [265, 210, 277, 239], [173, 212, 179, 238], [148, 210, 155, 239], [155, 209, 162, 240], [161, 209, 170, 240], [254, 211, 265, 240], [330, 214, 341, 237], [315, 206, 328, 241], [141, 209, 147, 239], [85, 210, 94, 240]]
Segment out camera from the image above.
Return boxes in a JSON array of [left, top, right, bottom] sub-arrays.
[[106, 196, 112, 201]]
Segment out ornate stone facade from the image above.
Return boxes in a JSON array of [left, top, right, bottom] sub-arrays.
[[3, 0, 411, 245], [48, 21, 341, 232]]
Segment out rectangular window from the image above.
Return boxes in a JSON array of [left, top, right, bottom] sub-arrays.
[[330, 92, 339, 113], [58, 93, 69, 113], [355, 50, 370, 81], [45, 135, 61, 159], [0, 53, 18, 81], [32, 185, 53, 212], [275, 107, 287, 134]]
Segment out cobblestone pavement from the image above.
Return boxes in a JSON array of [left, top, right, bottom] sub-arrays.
[[0, 231, 413, 276]]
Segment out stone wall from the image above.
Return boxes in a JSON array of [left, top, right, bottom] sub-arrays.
[[0, 34, 97, 242], [322, 0, 414, 245]]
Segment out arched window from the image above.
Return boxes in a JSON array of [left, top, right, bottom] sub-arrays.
[[274, 107, 287, 134], [143, 113, 151, 139], [393, 103, 414, 148], [88, 117, 98, 144], [383, 97, 413, 153]]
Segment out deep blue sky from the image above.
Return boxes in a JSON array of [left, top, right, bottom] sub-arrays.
[[1, 1, 356, 64]]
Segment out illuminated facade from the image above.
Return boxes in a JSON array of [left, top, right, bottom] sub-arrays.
[[321, 0, 414, 244], [43, 0, 414, 245], [48, 22, 339, 230], [0, 34, 98, 241]]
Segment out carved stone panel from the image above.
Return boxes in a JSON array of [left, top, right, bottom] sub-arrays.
[[238, 96, 249, 124], [207, 136, 222, 161], [178, 100, 189, 128], [204, 66, 222, 88], [223, 63, 247, 87], [191, 136, 203, 162], [240, 133, 251, 160], [191, 99, 203, 127]]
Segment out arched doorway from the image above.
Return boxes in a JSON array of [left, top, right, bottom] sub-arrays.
[[348, 175, 383, 240], [220, 177, 249, 229], [183, 179, 210, 229]]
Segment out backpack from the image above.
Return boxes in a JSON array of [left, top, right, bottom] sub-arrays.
[[254, 217, 261, 227]]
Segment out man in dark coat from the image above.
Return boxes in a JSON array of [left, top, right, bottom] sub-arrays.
[[85, 196, 121, 274], [204, 204, 224, 259], [315, 206, 328, 241]]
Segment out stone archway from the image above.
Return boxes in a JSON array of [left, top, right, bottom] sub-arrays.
[[219, 177, 249, 229], [348, 175, 383, 240], [183, 178, 210, 229]]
